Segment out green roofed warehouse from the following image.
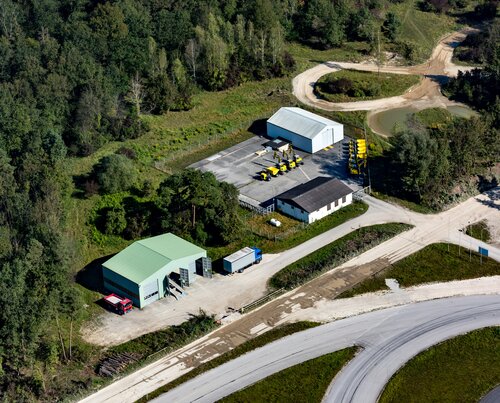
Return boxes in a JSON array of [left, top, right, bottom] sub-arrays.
[[102, 233, 207, 308]]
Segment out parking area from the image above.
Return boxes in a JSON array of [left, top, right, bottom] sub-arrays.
[[190, 135, 363, 205]]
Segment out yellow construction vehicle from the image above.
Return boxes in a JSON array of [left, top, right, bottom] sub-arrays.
[[285, 159, 296, 170], [266, 166, 279, 177], [274, 154, 288, 174], [294, 154, 304, 165], [260, 170, 271, 181], [277, 161, 287, 174]]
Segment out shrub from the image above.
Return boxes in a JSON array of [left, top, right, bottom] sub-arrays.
[[103, 206, 127, 235], [95, 154, 137, 194]]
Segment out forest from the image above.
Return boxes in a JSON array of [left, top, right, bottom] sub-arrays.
[[0, 0, 498, 400]]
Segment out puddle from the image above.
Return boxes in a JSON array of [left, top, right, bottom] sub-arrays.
[[370, 105, 477, 136]]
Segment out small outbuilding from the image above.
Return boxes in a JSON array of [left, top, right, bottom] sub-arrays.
[[267, 107, 344, 153], [275, 177, 353, 223], [102, 233, 207, 308]]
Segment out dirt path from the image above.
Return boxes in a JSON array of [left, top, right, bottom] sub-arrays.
[[292, 28, 478, 135]]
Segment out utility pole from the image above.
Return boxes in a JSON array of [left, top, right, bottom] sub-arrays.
[[377, 29, 381, 78]]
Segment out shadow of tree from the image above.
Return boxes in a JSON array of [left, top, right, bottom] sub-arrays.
[[76, 254, 114, 294]]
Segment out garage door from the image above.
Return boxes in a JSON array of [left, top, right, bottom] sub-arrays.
[[142, 280, 159, 306]]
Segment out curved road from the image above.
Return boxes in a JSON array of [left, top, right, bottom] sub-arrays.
[[153, 295, 500, 403], [292, 28, 478, 136], [480, 385, 500, 403]]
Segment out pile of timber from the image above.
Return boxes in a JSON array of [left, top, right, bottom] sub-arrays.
[[97, 352, 141, 377]]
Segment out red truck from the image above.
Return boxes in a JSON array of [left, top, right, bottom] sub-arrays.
[[103, 293, 133, 315]]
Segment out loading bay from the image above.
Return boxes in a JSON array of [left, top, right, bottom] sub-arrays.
[[190, 135, 363, 206]]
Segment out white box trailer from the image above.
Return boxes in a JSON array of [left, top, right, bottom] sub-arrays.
[[223, 247, 262, 273]]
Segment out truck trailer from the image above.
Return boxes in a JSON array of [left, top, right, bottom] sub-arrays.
[[223, 247, 262, 273], [103, 293, 133, 315]]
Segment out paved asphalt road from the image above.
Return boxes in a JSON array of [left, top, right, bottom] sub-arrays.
[[152, 295, 500, 403]]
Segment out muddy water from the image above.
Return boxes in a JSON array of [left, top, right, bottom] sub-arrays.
[[370, 105, 477, 136]]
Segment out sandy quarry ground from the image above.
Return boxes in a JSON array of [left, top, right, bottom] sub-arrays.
[[292, 28, 478, 135]]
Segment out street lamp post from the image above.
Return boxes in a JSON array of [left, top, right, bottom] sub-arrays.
[[458, 226, 462, 256], [467, 221, 471, 260]]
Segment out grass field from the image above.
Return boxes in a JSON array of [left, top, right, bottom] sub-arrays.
[[270, 223, 412, 290], [380, 327, 500, 403], [465, 220, 492, 242], [221, 348, 357, 403], [414, 108, 454, 128], [338, 243, 500, 298], [137, 322, 320, 402], [315, 70, 420, 102], [389, 0, 457, 63]]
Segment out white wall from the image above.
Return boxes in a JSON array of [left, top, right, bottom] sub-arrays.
[[276, 200, 309, 222], [332, 125, 344, 143], [311, 128, 332, 153], [308, 193, 353, 223], [277, 193, 353, 224]]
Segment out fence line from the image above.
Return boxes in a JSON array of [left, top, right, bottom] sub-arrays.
[[239, 288, 285, 314], [353, 185, 371, 200], [239, 198, 275, 216]]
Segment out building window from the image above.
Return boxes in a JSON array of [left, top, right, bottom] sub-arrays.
[[335, 199, 339, 207], [342, 196, 347, 203], [327, 203, 331, 211]]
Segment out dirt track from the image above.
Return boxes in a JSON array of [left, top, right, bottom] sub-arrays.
[[292, 29, 477, 134]]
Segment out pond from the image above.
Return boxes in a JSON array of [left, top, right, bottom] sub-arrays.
[[369, 105, 477, 137]]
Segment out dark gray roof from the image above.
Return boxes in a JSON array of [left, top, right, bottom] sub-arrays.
[[263, 138, 289, 149], [276, 177, 352, 213]]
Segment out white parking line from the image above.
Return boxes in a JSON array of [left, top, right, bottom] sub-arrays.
[[299, 166, 311, 181]]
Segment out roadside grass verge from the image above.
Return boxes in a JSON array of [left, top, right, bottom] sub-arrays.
[[137, 322, 320, 402], [288, 41, 368, 70], [370, 189, 437, 214], [315, 70, 420, 103], [108, 311, 217, 357], [207, 201, 368, 262], [270, 223, 412, 290], [380, 327, 500, 403], [52, 312, 219, 401], [338, 243, 500, 298], [465, 220, 491, 242], [221, 348, 357, 403]]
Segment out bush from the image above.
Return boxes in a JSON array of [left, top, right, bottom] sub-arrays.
[[95, 154, 137, 194], [103, 206, 127, 235]]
